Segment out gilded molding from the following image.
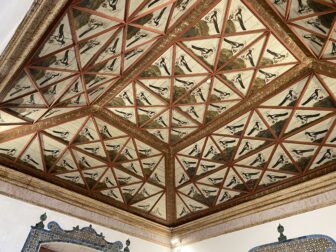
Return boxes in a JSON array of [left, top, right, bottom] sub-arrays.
[[172, 62, 313, 152], [0, 165, 172, 248], [172, 168, 336, 246]]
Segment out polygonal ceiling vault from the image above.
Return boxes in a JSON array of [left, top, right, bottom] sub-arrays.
[[0, 0, 335, 226]]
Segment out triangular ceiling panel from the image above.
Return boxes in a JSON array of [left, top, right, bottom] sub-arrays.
[[0, 114, 168, 220], [40, 133, 67, 170], [57, 171, 86, 186], [150, 193, 167, 220], [77, 0, 125, 21], [168, 0, 198, 28], [82, 167, 107, 188], [266, 0, 336, 63], [0, 110, 28, 133], [32, 47, 79, 71], [38, 14, 73, 57], [52, 149, 78, 174], [1, 72, 37, 102], [227, 0, 266, 33], [0, 134, 34, 160], [1, 0, 336, 226], [132, 5, 172, 33], [18, 134, 44, 171], [72, 9, 119, 40]]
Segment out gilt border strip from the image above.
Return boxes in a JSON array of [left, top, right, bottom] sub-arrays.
[[0, 164, 172, 248], [172, 166, 336, 246], [1, 163, 336, 248]]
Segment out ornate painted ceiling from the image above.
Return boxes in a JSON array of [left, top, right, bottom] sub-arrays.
[[0, 0, 335, 226]]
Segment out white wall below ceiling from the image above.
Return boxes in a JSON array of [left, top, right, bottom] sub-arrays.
[[174, 203, 336, 252], [0, 194, 170, 252], [1, 192, 336, 252], [0, 1, 34, 54]]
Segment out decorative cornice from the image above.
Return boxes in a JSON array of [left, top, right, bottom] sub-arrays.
[[172, 167, 336, 246], [0, 164, 172, 248], [0, 0, 69, 93], [1, 163, 336, 248]]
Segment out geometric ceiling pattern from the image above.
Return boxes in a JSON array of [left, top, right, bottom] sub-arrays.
[[0, 115, 167, 221], [0, 0, 198, 127], [0, 0, 335, 226], [105, 0, 299, 144], [267, 0, 336, 63], [175, 72, 335, 219]]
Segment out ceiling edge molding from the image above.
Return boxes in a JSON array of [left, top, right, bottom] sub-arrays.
[[1, 161, 336, 248], [0, 0, 69, 93], [0, 164, 172, 248], [171, 166, 336, 246]]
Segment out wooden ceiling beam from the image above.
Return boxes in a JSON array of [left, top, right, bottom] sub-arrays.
[[0, 0, 70, 93], [171, 61, 313, 153], [0, 107, 95, 143], [244, 0, 314, 61], [94, 107, 170, 153], [312, 59, 336, 77]]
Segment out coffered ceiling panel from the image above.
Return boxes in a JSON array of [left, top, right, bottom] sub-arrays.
[[175, 72, 335, 220], [0, 115, 167, 221], [0, 0, 198, 123], [0, 0, 335, 226], [266, 0, 336, 62], [105, 0, 300, 144]]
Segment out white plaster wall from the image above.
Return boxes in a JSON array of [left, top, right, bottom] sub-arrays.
[[176, 204, 336, 252], [0, 1, 34, 54], [0, 194, 170, 252], [1, 194, 336, 252]]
